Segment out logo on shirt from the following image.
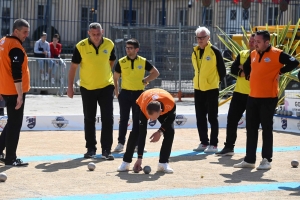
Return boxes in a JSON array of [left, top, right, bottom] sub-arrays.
[[103, 49, 108, 54], [26, 116, 36, 129], [281, 117, 287, 130], [289, 57, 296, 61], [138, 65, 142, 69], [252, 57, 256, 62], [121, 59, 126, 63], [152, 94, 159, 100], [175, 115, 187, 126], [52, 116, 68, 129], [264, 57, 271, 62], [205, 56, 211, 61], [0, 39, 5, 45], [80, 42, 85, 46]]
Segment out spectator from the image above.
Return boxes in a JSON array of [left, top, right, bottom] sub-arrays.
[[34, 32, 50, 81]]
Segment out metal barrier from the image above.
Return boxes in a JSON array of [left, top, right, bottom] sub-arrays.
[[27, 58, 80, 95]]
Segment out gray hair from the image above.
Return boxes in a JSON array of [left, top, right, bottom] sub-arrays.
[[195, 26, 210, 36], [13, 19, 30, 31], [89, 22, 102, 30]]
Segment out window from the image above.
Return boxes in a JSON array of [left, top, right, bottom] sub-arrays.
[[242, 9, 249, 20], [204, 8, 212, 26], [178, 9, 188, 26], [157, 10, 166, 25], [37, 5, 44, 27], [123, 10, 137, 26], [81, 7, 93, 39], [230, 10, 237, 20], [1, 7, 10, 36], [268, 7, 278, 25]]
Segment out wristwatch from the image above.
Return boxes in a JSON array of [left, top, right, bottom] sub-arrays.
[[142, 79, 148, 84]]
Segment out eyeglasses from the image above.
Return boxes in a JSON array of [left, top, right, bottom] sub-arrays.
[[195, 35, 208, 40], [125, 47, 135, 50]]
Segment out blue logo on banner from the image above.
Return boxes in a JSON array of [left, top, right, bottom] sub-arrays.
[[175, 115, 187, 126], [148, 120, 157, 127], [281, 118, 287, 130], [52, 116, 68, 128], [26, 116, 36, 129], [0, 116, 8, 129]]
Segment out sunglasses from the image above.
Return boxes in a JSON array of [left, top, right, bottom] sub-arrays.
[[195, 35, 208, 40]]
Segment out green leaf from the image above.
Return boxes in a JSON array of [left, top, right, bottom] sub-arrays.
[[288, 19, 300, 51]]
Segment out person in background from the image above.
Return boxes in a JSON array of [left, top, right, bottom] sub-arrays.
[[34, 32, 50, 81], [49, 34, 62, 84]]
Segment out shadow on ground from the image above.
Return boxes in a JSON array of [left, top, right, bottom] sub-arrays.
[[115, 171, 165, 183], [278, 185, 300, 196]]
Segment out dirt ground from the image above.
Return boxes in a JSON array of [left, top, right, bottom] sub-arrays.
[[0, 128, 299, 200]]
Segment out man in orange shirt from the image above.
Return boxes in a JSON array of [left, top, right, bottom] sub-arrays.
[[234, 30, 299, 170], [0, 19, 30, 166], [117, 88, 176, 173]]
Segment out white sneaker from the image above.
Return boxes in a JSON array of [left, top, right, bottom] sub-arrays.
[[45, 74, 49, 81], [256, 158, 271, 170], [114, 143, 124, 152], [117, 161, 130, 172], [204, 145, 218, 153], [134, 146, 147, 153], [233, 161, 255, 168], [51, 78, 55, 84], [41, 74, 45, 81], [193, 144, 207, 151], [157, 163, 173, 173]]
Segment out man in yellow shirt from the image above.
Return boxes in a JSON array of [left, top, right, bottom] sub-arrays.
[[113, 38, 159, 152], [67, 23, 116, 160], [216, 34, 255, 156]]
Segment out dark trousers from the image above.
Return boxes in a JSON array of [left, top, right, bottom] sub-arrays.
[[80, 85, 114, 153], [118, 89, 143, 145], [225, 92, 248, 149], [194, 89, 219, 146], [244, 97, 278, 163], [123, 106, 175, 163], [0, 93, 26, 162]]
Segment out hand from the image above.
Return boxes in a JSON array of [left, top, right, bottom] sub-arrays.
[[142, 79, 149, 86], [240, 71, 245, 77], [114, 89, 119, 98], [0, 94, 3, 101], [15, 95, 23, 110], [238, 65, 243, 70], [67, 86, 74, 98], [133, 159, 142, 172], [150, 131, 162, 143]]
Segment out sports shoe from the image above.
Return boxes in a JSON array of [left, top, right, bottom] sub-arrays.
[[45, 73, 49, 81], [256, 158, 271, 170], [84, 149, 96, 158], [157, 163, 174, 173], [41, 74, 45, 81], [215, 147, 234, 156], [102, 151, 114, 160], [5, 158, 28, 166], [193, 144, 207, 151], [204, 145, 218, 153], [51, 78, 55, 84], [117, 161, 130, 172], [114, 143, 124, 152], [233, 161, 255, 168], [134, 146, 147, 153]]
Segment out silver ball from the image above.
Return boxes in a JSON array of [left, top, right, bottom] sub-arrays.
[[0, 173, 7, 182], [291, 160, 299, 168], [143, 166, 151, 174], [88, 162, 96, 171]]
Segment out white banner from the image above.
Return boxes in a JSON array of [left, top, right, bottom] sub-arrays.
[[285, 98, 300, 115], [273, 115, 300, 133], [0, 113, 246, 131]]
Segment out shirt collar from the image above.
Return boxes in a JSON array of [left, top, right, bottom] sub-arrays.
[[6, 35, 22, 44]]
